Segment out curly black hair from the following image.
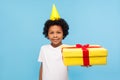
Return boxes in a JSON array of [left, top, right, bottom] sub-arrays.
[[43, 18, 69, 39]]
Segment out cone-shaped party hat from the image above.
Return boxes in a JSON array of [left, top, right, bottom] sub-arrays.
[[50, 4, 60, 20]]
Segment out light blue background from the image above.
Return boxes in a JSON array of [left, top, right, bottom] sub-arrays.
[[0, 0, 120, 80]]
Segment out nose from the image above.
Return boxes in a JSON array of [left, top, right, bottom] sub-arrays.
[[53, 33, 57, 38]]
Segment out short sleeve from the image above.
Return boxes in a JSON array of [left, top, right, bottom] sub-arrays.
[[38, 46, 44, 62]]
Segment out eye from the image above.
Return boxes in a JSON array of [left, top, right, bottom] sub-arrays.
[[49, 32, 54, 34], [57, 31, 62, 34]]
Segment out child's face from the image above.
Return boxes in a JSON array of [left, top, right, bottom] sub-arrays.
[[48, 25, 63, 47]]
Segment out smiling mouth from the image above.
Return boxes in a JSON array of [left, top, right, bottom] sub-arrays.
[[52, 39, 59, 41], [53, 39, 58, 41]]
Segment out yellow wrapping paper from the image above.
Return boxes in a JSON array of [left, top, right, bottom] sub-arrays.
[[62, 44, 108, 66]]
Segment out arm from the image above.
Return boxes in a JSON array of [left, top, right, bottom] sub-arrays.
[[39, 63, 43, 80]]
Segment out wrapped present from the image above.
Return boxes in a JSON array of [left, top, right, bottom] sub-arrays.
[[62, 44, 108, 66]]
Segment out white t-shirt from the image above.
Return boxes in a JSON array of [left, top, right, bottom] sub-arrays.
[[38, 44, 68, 80]]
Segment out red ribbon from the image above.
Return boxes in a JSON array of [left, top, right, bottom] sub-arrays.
[[76, 44, 101, 66], [76, 44, 90, 66]]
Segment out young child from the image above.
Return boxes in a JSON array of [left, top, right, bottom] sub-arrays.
[[38, 18, 69, 80]]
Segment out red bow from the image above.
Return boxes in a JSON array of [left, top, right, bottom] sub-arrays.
[[76, 44, 90, 66]]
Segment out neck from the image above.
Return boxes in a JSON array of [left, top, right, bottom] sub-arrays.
[[51, 42, 62, 48]]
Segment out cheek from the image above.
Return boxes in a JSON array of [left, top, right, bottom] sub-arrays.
[[60, 34, 64, 39], [47, 34, 53, 39]]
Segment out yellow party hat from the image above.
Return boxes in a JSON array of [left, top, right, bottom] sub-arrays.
[[50, 4, 60, 20]]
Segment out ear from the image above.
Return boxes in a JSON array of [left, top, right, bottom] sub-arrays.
[[62, 35, 64, 39], [47, 36, 49, 39]]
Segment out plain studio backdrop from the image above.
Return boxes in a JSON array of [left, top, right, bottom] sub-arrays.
[[0, 0, 120, 80]]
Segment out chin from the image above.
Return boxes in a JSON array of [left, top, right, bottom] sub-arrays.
[[53, 43, 60, 45]]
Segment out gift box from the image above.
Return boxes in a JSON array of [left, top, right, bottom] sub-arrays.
[[62, 44, 108, 66]]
